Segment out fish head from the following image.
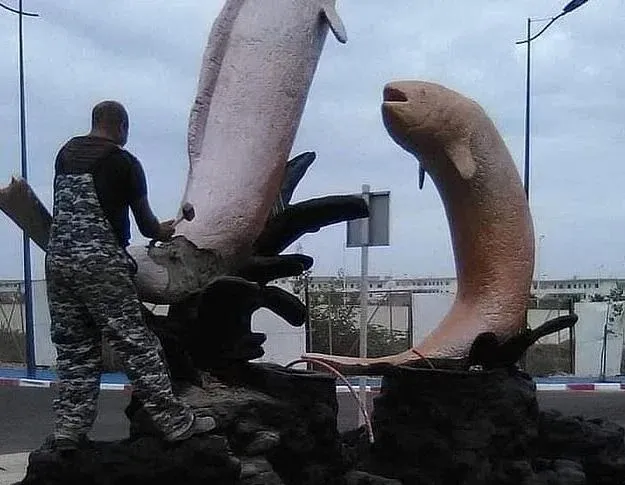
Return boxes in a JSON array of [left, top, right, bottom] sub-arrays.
[[381, 81, 478, 187]]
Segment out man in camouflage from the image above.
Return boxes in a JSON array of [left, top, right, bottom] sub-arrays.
[[43, 101, 215, 450]]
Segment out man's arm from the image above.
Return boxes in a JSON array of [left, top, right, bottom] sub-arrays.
[[130, 195, 161, 239], [127, 155, 174, 241]]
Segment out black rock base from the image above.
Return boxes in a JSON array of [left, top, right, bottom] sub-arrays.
[[342, 365, 625, 485], [17, 364, 625, 485], [18, 363, 394, 485]]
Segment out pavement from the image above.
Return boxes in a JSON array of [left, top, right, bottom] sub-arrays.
[[0, 453, 29, 485], [3, 367, 625, 393], [0, 367, 130, 392]]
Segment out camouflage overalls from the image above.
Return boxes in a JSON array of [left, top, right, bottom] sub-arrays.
[[45, 139, 194, 440]]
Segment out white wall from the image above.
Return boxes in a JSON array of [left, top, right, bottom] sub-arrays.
[[574, 302, 624, 377], [410, 294, 625, 377], [33, 280, 55, 366], [527, 308, 570, 345], [251, 307, 306, 366], [411, 293, 454, 347], [22, 280, 625, 377]]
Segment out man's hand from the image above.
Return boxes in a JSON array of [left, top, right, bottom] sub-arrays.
[[155, 219, 176, 241]]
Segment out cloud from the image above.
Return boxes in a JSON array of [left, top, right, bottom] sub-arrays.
[[1, 0, 623, 283]]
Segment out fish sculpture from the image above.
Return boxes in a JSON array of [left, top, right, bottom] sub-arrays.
[[304, 81, 535, 366], [125, 0, 348, 303]]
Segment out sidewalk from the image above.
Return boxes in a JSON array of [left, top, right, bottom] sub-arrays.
[[0, 367, 130, 392], [340, 375, 625, 393], [3, 366, 625, 393], [0, 367, 130, 484], [0, 453, 28, 485]]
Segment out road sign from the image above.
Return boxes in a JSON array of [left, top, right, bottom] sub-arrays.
[[346, 189, 390, 247]]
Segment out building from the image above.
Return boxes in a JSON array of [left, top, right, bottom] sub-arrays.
[[275, 275, 624, 302]]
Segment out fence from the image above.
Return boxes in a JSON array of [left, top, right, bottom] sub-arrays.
[[0, 282, 25, 364], [3, 279, 625, 379], [524, 299, 575, 376], [307, 290, 413, 358]]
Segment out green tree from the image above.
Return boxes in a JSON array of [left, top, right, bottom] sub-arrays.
[[308, 286, 411, 358], [309, 289, 360, 356], [367, 324, 410, 358]]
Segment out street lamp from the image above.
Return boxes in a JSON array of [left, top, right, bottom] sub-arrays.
[[516, 0, 589, 201], [0, 0, 39, 377], [535, 234, 546, 300]]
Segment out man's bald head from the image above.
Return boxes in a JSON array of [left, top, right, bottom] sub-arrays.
[[90, 100, 129, 146]]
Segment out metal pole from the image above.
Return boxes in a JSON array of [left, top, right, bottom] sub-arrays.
[[304, 275, 311, 353], [358, 184, 370, 427], [328, 291, 333, 355], [568, 298, 575, 375], [600, 302, 610, 382], [388, 293, 393, 335], [523, 17, 531, 200], [517, 18, 533, 372], [17, 0, 36, 377], [407, 293, 414, 348]]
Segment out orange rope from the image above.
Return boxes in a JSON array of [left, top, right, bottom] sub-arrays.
[[410, 348, 436, 370]]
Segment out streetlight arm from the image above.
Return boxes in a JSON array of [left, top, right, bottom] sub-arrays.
[[0, 1, 38, 16], [515, 13, 565, 45]]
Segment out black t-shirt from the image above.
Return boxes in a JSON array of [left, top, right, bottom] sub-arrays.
[[54, 136, 148, 247]]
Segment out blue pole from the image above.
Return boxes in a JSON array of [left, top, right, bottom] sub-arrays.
[[523, 18, 531, 201], [18, 0, 36, 377]]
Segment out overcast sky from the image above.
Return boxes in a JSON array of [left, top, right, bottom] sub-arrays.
[[1, 0, 623, 282]]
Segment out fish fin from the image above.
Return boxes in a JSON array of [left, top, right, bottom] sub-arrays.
[[443, 140, 477, 180], [321, 4, 347, 43], [188, 0, 246, 166], [281, 152, 317, 204], [418, 163, 426, 190]]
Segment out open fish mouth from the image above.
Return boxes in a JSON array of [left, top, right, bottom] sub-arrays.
[[382, 85, 424, 189], [383, 86, 408, 103]]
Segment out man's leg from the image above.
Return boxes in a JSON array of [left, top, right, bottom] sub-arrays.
[[78, 262, 195, 438], [46, 269, 103, 441]]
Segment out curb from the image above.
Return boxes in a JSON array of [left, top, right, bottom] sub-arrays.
[[336, 383, 625, 393], [0, 377, 131, 392], [2, 378, 625, 393], [535, 382, 625, 392]]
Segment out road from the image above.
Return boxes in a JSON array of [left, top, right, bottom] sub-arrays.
[[3, 388, 625, 454]]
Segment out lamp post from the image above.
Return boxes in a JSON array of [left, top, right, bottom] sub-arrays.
[[0, 0, 39, 377], [516, 0, 589, 201], [535, 234, 545, 302]]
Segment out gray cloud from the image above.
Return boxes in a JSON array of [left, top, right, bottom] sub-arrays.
[[1, 0, 623, 283]]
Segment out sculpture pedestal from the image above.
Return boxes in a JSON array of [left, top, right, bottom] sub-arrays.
[[17, 363, 625, 485], [342, 365, 625, 485], [18, 363, 394, 485], [366, 366, 539, 484]]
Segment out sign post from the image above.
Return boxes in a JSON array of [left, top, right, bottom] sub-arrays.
[[346, 185, 390, 426]]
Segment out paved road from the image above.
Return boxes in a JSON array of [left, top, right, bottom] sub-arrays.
[[538, 391, 625, 426], [3, 388, 625, 454], [0, 388, 130, 454]]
